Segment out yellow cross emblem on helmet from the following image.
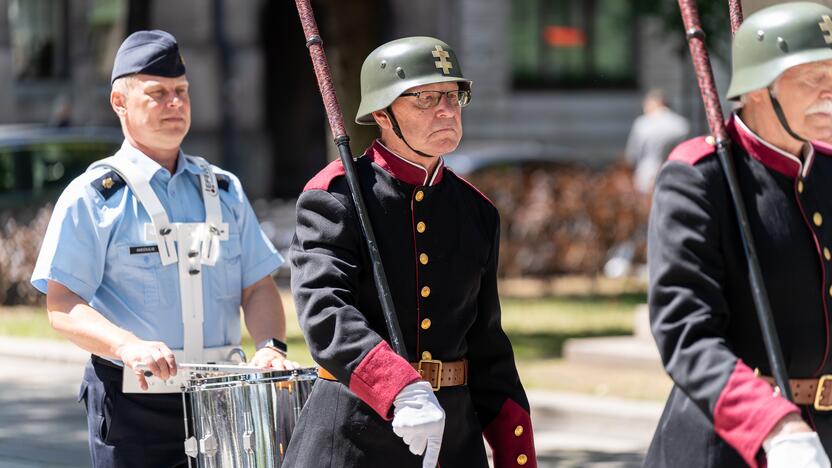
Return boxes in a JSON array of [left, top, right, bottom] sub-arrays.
[[432, 45, 453, 75], [820, 15, 832, 44]]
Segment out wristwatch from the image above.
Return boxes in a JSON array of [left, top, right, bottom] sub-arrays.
[[256, 337, 288, 356]]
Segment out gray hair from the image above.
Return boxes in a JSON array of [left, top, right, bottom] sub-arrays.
[[111, 75, 137, 95]]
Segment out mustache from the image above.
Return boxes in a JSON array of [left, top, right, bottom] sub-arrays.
[[806, 100, 832, 115]]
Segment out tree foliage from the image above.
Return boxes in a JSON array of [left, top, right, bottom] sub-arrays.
[[635, 0, 733, 59]]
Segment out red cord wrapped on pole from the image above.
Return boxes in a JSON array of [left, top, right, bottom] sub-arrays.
[[294, 0, 347, 140], [729, 0, 744, 36], [677, 0, 792, 401], [293, 0, 408, 358], [678, 0, 729, 143]]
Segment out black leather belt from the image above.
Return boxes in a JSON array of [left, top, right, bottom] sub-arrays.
[[91, 354, 123, 370]]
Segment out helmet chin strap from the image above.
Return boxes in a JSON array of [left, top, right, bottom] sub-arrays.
[[385, 106, 437, 159], [767, 87, 808, 143]]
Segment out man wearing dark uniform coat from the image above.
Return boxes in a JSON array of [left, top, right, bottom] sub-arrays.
[[284, 37, 537, 467], [647, 3, 832, 467]]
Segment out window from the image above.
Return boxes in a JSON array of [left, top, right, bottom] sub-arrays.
[[512, 0, 637, 89], [9, 0, 150, 83], [89, 0, 130, 82], [8, 0, 69, 81]]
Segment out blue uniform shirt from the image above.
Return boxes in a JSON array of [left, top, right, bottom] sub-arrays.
[[32, 141, 284, 349]]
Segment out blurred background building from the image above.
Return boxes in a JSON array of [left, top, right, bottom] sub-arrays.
[[0, 0, 742, 199]]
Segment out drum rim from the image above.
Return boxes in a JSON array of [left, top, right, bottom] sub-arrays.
[[183, 366, 318, 391]]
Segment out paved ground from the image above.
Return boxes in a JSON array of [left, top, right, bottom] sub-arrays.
[[0, 338, 655, 467], [0, 358, 89, 467]]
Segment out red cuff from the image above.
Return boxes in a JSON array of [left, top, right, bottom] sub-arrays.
[[483, 399, 537, 468], [713, 359, 800, 468], [349, 341, 421, 420]]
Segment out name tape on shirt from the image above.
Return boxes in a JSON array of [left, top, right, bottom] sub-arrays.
[[130, 245, 160, 255]]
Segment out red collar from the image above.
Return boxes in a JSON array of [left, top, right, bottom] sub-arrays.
[[810, 139, 832, 156], [365, 140, 445, 187], [728, 114, 804, 179]]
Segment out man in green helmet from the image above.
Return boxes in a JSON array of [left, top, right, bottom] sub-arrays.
[[284, 37, 536, 467], [647, 2, 832, 467]]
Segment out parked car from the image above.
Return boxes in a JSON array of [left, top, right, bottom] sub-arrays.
[[0, 125, 123, 209], [443, 140, 577, 176]]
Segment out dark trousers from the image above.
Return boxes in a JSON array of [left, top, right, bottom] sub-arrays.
[[80, 357, 188, 468]]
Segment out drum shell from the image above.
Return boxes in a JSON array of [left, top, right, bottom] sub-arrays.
[[184, 368, 316, 467]]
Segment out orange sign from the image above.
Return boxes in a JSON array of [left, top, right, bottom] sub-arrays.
[[543, 26, 586, 47]]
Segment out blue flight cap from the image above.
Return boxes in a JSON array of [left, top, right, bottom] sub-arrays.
[[111, 30, 186, 84]]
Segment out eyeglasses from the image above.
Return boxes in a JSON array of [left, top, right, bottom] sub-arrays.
[[399, 89, 472, 109]]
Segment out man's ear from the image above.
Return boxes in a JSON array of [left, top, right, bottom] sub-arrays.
[[746, 88, 767, 104], [372, 110, 393, 130], [110, 91, 127, 116]]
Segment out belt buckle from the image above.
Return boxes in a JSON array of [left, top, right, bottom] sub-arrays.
[[418, 359, 443, 391], [814, 375, 832, 411]]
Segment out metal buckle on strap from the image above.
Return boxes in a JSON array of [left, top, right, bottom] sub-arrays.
[[417, 359, 443, 391], [815, 375, 832, 411]]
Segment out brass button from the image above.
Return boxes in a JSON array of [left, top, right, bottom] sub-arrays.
[[415, 190, 425, 202], [517, 454, 528, 465], [421, 318, 431, 330], [826, 248, 831, 261], [705, 135, 715, 146], [421, 286, 431, 298], [514, 425, 524, 437], [421, 351, 432, 360], [419, 253, 429, 265], [416, 221, 426, 233], [815, 212, 824, 227], [798, 180, 805, 193], [102, 177, 114, 189]]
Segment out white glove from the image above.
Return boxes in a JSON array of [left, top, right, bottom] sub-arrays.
[[764, 432, 831, 468], [392, 381, 445, 468]]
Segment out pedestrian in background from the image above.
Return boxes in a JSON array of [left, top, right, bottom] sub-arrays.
[[625, 89, 690, 195]]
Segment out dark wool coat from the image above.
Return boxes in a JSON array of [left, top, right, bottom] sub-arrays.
[[645, 114, 832, 467], [285, 140, 536, 468]]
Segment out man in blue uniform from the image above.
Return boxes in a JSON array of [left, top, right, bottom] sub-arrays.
[[285, 37, 536, 468], [31, 30, 294, 467], [647, 4, 832, 467]]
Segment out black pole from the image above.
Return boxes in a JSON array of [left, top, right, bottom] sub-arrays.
[[294, 0, 407, 358], [678, 0, 792, 400]]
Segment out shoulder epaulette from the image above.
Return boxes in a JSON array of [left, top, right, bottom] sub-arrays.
[[303, 160, 346, 192], [193, 172, 231, 192], [91, 170, 126, 200], [668, 136, 717, 166], [215, 173, 231, 192]]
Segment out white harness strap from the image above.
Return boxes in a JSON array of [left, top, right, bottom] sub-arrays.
[[171, 223, 205, 362], [189, 156, 228, 266], [91, 156, 178, 265], [90, 152, 237, 392]]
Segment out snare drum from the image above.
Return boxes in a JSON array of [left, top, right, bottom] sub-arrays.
[[182, 367, 316, 467]]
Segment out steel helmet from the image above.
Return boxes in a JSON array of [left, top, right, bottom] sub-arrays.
[[355, 36, 472, 125], [727, 2, 832, 99]]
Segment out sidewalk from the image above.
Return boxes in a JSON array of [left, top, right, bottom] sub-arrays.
[[0, 336, 660, 467]]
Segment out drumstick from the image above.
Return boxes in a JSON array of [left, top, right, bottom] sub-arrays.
[[135, 362, 275, 377]]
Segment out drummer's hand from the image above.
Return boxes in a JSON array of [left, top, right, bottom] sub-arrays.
[[116, 340, 177, 390], [249, 347, 300, 370]]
